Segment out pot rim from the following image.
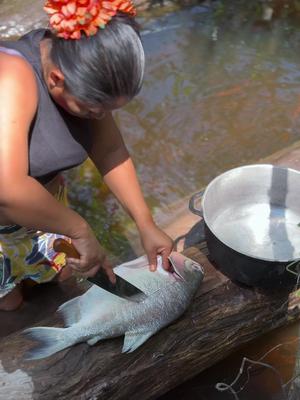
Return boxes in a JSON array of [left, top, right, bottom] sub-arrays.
[[202, 163, 300, 263]]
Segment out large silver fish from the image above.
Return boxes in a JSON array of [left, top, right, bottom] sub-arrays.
[[24, 251, 204, 360]]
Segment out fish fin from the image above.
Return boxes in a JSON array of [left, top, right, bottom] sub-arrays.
[[59, 285, 123, 326], [122, 330, 154, 353], [87, 335, 102, 346], [23, 327, 72, 360], [57, 296, 81, 326], [58, 296, 81, 326]]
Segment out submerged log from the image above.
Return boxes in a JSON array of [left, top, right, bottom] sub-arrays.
[[1, 241, 300, 400]]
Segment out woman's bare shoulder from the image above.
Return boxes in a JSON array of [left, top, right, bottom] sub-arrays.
[[0, 51, 38, 118]]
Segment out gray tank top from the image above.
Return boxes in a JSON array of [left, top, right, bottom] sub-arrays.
[[0, 29, 92, 184]]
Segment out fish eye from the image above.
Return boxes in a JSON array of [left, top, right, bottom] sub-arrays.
[[184, 260, 193, 269], [192, 262, 204, 274], [185, 260, 201, 272]]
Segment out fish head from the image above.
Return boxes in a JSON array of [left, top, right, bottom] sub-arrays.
[[168, 251, 204, 289]]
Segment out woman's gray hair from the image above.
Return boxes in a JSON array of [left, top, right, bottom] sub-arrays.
[[48, 14, 145, 107]]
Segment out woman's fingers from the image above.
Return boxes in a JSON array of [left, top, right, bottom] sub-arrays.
[[66, 256, 116, 283], [66, 257, 91, 272], [101, 257, 116, 284], [103, 266, 116, 284], [146, 246, 173, 272], [160, 248, 172, 271], [139, 224, 174, 272], [147, 252, 158, 272]]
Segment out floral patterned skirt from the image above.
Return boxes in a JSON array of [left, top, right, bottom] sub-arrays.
[[0, 180, 70, 298]]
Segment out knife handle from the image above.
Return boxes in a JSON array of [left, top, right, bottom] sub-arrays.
[[53, 238, 80, 259]]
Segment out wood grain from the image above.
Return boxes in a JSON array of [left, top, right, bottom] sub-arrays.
[[1, 242, 300, 400]]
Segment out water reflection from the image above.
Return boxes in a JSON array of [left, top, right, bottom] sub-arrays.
[[121, 7, 300, 209], [67, 5, 300, 259], [0, 0, 47, 38]]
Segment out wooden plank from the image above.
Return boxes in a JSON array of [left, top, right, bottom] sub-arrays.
[[1, 242, 300, 400]]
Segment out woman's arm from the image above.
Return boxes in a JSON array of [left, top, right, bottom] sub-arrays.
[[87, 113, 173, 270], [0, 54, 113, 280], [0, 54, 86, 236]]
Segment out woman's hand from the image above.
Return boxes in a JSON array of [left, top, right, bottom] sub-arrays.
[[138, 222, 174, 272], [67, 228, 116, 284]]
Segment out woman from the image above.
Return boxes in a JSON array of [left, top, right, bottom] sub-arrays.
[[0, 0, 173, 311]]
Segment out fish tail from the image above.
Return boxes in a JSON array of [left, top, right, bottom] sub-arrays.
[[23, 326, 74, 360]]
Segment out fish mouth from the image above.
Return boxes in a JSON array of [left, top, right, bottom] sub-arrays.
[[168, 253, 185, 281], [168, 252, 203, 281]]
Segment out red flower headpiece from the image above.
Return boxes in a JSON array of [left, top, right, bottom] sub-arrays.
[[44, 0, 137, 40]]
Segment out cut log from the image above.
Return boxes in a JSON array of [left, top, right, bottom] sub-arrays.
[[1, 241, 300, 400]]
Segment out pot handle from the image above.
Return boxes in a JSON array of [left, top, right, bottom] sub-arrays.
[[286, 260, 300, 277], [189, 190, 205, 217]]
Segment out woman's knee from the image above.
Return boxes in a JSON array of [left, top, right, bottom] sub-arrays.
[[0, 286, 23, 311]]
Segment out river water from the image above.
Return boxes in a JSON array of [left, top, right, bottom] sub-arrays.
[[2, 1, 300, 398]]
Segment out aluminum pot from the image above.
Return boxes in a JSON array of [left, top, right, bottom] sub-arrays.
[[189, 164, 300, 289]]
